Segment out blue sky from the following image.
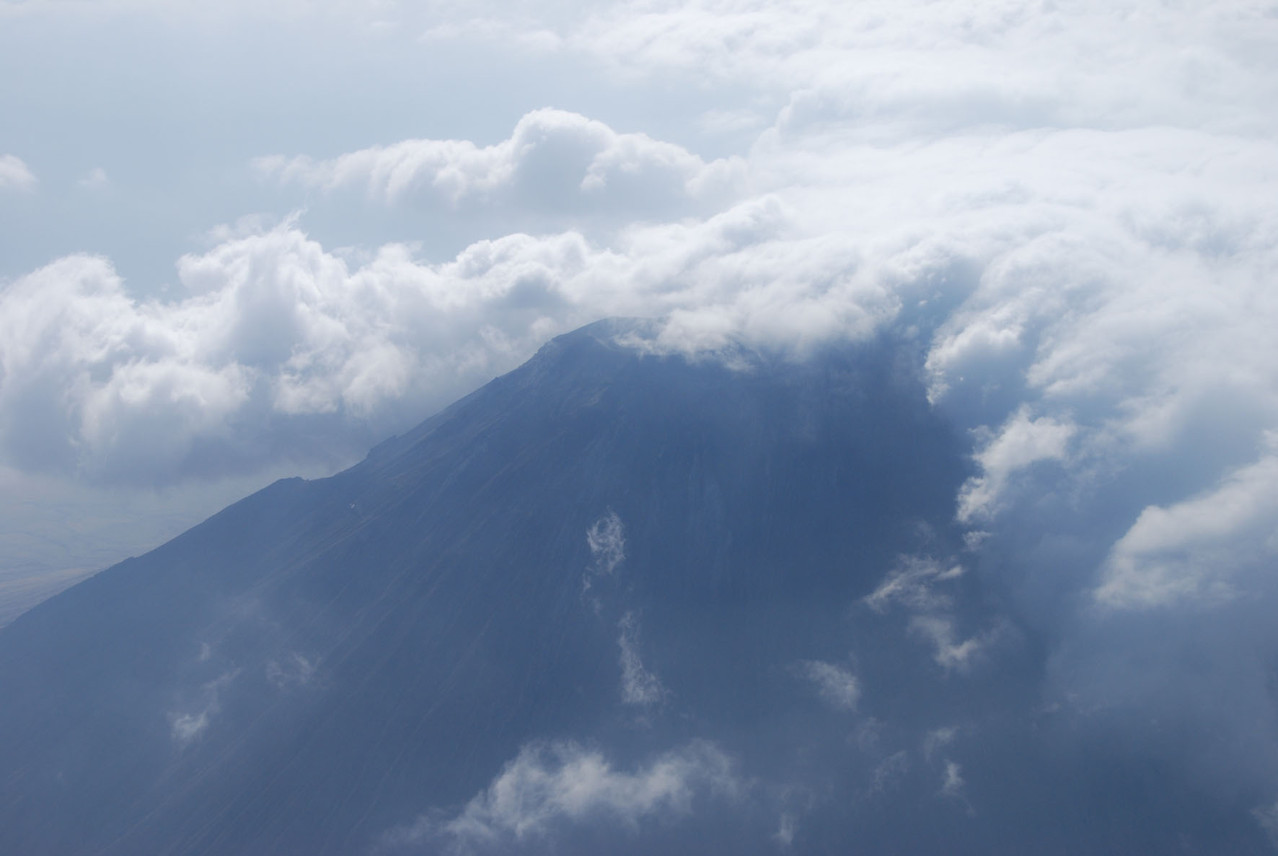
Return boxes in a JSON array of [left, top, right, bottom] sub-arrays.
[[4, 0, 1278, 832]]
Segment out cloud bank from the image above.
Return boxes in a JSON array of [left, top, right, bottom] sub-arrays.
[[257, 108, 745, 220]]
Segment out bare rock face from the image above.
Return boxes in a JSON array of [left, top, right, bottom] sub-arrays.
[[0, 320, 1266, 855]]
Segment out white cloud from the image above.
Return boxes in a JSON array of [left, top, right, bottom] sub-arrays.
[[864, 556, 964, 614], [586, 511, 625, 578], [922, 726, 958, 761], [168, 668, 238, 747], [0, 155, 36, 192], [4, 0, 1278, 804], [618, 611, 666, 707], [869, 750, 910, 794], [78, 167, 109, 190], [795, 659, 860, 712], [940, 760, 965, 800], [1253, 799, 1278, 848], [956, 408, 1076, 523], [256, 109, 746, 219], [1095, 443, 1278, 609], [386, 740, 740, 851], [908, 616, 995, 673], [265, 652, 317, 689]]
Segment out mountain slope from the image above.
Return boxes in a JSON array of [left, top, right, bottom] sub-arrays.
[[0, 320, 1266, 855]]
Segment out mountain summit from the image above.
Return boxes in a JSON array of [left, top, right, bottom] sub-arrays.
[[0, 321, 1266, 854]]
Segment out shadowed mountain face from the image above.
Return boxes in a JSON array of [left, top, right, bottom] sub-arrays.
[[0, 321, 1268, 855]]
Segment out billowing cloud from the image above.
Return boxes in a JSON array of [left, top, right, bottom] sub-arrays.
[[1095, 442, 1278, 609], [384, 740, 740, 852], [256, 109, 746, 220], [956, 408, 1075, 523], [0, 155, 36, 192]]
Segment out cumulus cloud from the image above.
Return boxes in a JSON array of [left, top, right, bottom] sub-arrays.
[[384, 740, 739, 852], [1094, 442, 1278, 609], [0, 154, 36, 192], [956, 408, 1075, 523], [256, 109, 746, 220]]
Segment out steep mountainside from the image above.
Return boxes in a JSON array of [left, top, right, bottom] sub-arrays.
[[0, 320, 1266, 855]]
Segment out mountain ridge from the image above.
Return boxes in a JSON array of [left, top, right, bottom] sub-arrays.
[[0, 319, 1265, 855]]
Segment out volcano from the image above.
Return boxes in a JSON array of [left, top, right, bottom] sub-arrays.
[[0, 320, 1267, 854]]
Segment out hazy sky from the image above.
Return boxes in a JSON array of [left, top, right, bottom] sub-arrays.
[[3, 0, 1278, 826]]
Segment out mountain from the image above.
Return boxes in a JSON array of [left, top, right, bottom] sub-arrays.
[[0, 320, 1268, 854]]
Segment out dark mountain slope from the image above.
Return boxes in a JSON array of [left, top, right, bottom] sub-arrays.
[[0, 320, 1266, 855]]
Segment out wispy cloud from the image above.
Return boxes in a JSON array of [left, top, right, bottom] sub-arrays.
[[795, 659, 860, 712], [383, 740, 740, 852], [864, 556, 964, 614], [617, 611, 666, 707], [168, 669, 238, 747]]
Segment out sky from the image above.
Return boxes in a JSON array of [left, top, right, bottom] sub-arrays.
[[3, 0, 1278, 832]]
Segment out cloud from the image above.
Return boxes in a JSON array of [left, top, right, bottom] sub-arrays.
[[265, 651, 317, 689], [168, 668, 238, 747], [1094, 442, 1278, 609], [0, 155, 36, 192], [385, 740, 740, 852], [908, 616, 997, 673], [585, 511, 625, 580], [864, 556, 964, 614], [922, 726, 958, 761], [795, 659, 860, 712], [864, 555, 995, 673], [4, 0, 1278, 816], [956, 408, 1076, 523], [78, 167, 109, 190], [618, 611, 666, 707], [557, 1, 1278, 136], [256, 109, 746, 220], [939, 760, 965, 801], [0, 223, 590, 484]]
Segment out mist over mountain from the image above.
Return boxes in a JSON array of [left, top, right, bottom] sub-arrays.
[[0, 320, 1268, 855]]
